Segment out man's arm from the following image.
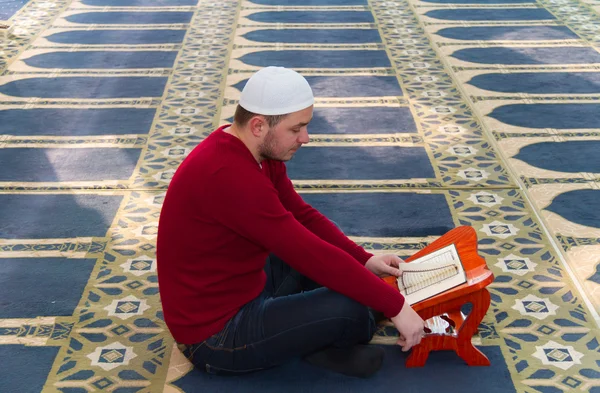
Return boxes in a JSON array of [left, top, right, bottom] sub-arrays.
[[199, 165, 405, 318], [271, 162, 374, 265]]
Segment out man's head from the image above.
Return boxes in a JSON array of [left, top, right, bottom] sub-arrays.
[[233, 67, 314, 162]]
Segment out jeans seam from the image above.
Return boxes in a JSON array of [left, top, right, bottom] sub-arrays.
[[205, 342, 247, 352], [272, 275, 296, 297], [216, 318, 232, 347], [189, 342, 206, 358], [206, 363, 266, 374], [185, 342, 209, 368]]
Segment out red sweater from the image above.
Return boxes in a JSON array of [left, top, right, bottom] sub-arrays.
[[157, 125, 405, 345]]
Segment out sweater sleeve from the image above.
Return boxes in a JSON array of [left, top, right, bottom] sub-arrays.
[[271, 162, 374, 265], [200, 166, 405, 318]]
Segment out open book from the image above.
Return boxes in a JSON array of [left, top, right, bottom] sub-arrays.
[[397, 244, 466, 305]]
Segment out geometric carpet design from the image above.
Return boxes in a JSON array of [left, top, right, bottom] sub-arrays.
[[1, 0, 599, 392]]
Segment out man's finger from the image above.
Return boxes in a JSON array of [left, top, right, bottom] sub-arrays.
[[402, 337, 416, 352], [389, 255, 403, 268], [387, 265, 402, 277], [397, 337, 407, 351]]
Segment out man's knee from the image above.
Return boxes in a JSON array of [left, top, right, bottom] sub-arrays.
[[324, 292, 375, 344]]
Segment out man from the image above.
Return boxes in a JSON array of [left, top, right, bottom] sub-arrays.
[[157, 66, 425, 378]]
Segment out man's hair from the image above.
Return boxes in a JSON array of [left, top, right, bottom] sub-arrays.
[[233, 104, 287, 128]]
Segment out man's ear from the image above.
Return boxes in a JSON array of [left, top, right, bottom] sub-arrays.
[[248, 116, 266, 137]]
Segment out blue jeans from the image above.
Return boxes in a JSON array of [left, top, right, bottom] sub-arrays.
[[178, 254, 376, 375]]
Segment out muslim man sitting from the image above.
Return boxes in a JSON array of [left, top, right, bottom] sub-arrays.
[[157, 66, 425, 378]]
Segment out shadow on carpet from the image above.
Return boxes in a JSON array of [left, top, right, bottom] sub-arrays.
[[172, 345, 515, 393]]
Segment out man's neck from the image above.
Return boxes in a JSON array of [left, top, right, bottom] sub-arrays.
[[224, 124, 262, 165]]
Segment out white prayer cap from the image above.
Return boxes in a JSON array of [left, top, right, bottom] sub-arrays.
[[239, 66, 314, 116]]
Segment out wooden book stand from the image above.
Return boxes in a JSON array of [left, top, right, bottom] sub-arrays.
[[382, 226, 494, 367]]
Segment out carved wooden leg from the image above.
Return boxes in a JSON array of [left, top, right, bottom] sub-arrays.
[[404, 343, 432, 367], [455, 288, 491, 366], [405, 289, 491, 367]]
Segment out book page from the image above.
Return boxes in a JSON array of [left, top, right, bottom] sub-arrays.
[[397, 244, 466, 305]]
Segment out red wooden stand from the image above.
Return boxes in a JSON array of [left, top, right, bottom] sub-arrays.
[[383, 226, 494, 367]]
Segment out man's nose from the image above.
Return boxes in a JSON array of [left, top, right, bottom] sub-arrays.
[[298, 129, 310, 144]]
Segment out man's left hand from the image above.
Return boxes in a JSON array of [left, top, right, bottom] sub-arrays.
[[365, 254, 405, 278]]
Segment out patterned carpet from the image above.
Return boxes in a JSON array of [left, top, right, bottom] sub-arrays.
[[1, 0, 600, 392]]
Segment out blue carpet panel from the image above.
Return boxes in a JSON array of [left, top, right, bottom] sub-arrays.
[[243, 29, 382, 44], [488, 104, 600, 129], [0, 148, 142, 182], [545, 190, 600, 229], [299, 193, 454, 237], [436, 26, 578, 41], [234, 76, 403, 97], [0, 346, 60, 393], [310, 107, 417, 134], [0, 108, 156, 136], [173, 345, 515, 393], [286, 147, 435, 180], [423, 0, 533, 3], [45, 30, 187, 45], [247, 11, 375, 24], [468, 73, 600, 94], [0, 0, 30, 20], [425, 9, 555, 21], [0, 77, 168, 98], [81, 0, 198, 5], [513, 141, 600, 173], [23, 51, 178, 70], [248, 0, 368, 4], [0, 194, 123, 239], [65, 12, 194, 25], [452, 47, 600, 65], [239, 50, 391, 68], [0, 257, 97, 318]]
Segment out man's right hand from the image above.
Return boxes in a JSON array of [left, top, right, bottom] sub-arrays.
[[390, 302, 426, 352]]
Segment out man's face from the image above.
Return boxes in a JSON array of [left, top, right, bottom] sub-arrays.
[[258, 105, 313, 162]]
